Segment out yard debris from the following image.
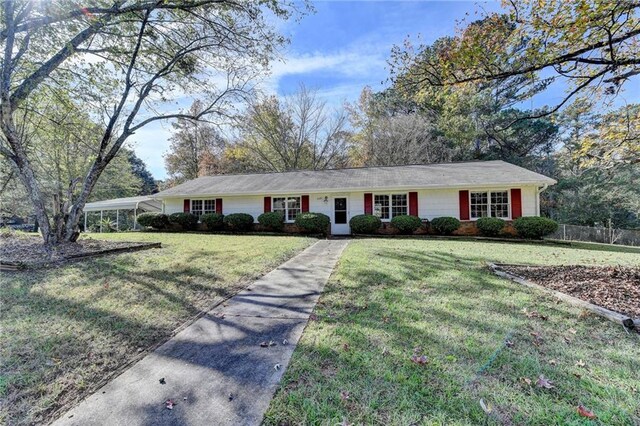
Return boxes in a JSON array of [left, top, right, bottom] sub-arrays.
[[505, 339, 514, 348], [309, 313, 318, 321], [479, 398, 492, 414], [228, 393, 234, 401], [159, 378, 166, 385], [342, 343, 350, 351], [523, 308, 548, 320], [165, 399, 175, 410], [530, 331, 543, 346], [536, 375, 555, 389], [502, 265, 640, 319], [520, 377, 532, 386], [410, 355, 428, 365], [260, 340, 276, 348], [282, 339, 288, 345], [575, 359, 586, 368], [577, 405, 597, 419], [548, 359, 557, 366], [568, 328, 577, 334], [340, 390, 350, 401], [274, 363, 281, 370]]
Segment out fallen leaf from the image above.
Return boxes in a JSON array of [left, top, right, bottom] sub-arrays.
[[340, 390, 350, 401], [282, 339, 288, 345], [568, 328, 577, 334], [159, 378, 166, 385], [520, 377, 532, 386], [576, 359, 586, 368], [548, 359, 557, 366], [274, 363, 281, 370], [536, 375, 554, 389], [165, 399, 175, 410], [479, 398, 492, 414], [309, 314, 318, 321], [259, 341, 269, 348], [577, 405, 597, 419], [342, 343, 350, 351], [410, 355, 428, 365], [228, 393, 234, 401], [505, 340, 514, 348]]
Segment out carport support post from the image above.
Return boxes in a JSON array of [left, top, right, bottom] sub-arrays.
[[116, 209, 119, 232], [84, 211, 87, 233], [134, 208, 137, 230], [100, 210, 103, 233]]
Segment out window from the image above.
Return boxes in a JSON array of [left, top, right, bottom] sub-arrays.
[[272, 196, 301, 222], [470, 191, 509, 219], [191, 199, 216, 218], [374, 193, 407, 220]]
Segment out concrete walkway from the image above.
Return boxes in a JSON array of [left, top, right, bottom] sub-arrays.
[[53, 239, 349, 426]]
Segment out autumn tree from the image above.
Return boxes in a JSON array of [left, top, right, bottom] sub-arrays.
[[0, 0, 297, 246], [164, 100, 227, 184], [236, 85, 350, 172]]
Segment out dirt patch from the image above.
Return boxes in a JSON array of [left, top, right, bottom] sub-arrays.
[[501, 265, 640, 318], [0, 233, 156, 267]]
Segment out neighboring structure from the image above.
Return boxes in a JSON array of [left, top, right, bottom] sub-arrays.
[[153, 160, 556, 235], [84, 195, 162, 232]]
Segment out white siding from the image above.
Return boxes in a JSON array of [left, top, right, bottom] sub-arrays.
[[160, 185, 542, 232]]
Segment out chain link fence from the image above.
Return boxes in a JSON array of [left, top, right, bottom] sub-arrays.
[[547, 223, 640, 246]]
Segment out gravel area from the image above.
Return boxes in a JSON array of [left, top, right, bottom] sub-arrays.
[[0, 233, 150, 266], [502, 265, 640, 318]]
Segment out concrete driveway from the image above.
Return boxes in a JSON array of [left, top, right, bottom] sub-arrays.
[[52, 239, 349, 426]]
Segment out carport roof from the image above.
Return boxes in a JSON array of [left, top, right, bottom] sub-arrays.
[[84, 196, 162, 212]]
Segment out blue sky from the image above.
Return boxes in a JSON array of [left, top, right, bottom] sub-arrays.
[[131, 1, 639, 180]]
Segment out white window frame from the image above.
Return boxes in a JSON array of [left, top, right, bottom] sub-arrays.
[[272, 195, 302, 223], [373, 192, 409, 222], [469, 190, 510, 220], [191, 198, 216, 219]]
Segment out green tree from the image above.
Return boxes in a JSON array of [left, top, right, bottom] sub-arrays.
[[1, 0, 298, 246]]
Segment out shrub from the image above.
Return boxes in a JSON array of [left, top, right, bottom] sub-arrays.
[[431, 216, 461, 235], [476, 217, 506, 237], [223, 213, 254, 231], [295, 212, 330, 235], [513, 216, 558, 239], [169, 212, 198, 230], [137, 212, 169, 230], [349, 214, 382, 234], [201, 213, 224, 231], [258, 211, 285, 231], [390, 215, 422, 234]]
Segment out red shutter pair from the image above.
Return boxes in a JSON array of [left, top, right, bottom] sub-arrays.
[[457, 189, 522, 220], [183, 198, 223, 214], [364, 193, 419, 216], [264, 196, 309, 213]]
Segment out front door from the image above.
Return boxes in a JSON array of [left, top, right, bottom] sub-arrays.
[[332, 196, 350, 235]]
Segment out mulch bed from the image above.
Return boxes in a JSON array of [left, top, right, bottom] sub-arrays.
[[501, 265, 640, 319], [0, 233, 157, 268]]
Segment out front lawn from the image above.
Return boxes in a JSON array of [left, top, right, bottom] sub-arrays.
[[0, 232, 312, 425], [265, 239, 640, 425]]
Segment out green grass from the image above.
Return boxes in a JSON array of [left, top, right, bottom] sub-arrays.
[[0, 232, 313, 425], [265, 239, 640, 426]]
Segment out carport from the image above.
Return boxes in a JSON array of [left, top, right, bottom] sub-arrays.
[[83, 195, 162, 232]]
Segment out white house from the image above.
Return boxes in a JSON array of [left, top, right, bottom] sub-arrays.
[[153, 160, 556, 235]]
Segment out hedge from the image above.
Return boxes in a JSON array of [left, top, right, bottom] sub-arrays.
[[295, 212, 330, 235], [258, 212, 285, 231], [390, 215, 422, 234], [201, 213, 224, 231], [349, 214, 382, 234], [476, 217, 506, 237], [430, 216, 461, 235], [223, 213, 254, 231], [513, 216, 558, 239], [136, 212, 169, 230], [169, 212, 199, 230]]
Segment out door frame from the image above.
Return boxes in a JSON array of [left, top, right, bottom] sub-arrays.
[[331, 195, 350, 235]]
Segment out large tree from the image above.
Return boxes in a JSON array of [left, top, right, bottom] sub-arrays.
[[0, 0, 297, 246], [236, 85, 350, 172], [390, 1, 640, 115], [164, 100, 227, 184]]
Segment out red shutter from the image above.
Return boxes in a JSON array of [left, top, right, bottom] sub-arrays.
[[511, 188, 522, 219], [364, 193, 373, 215], [459, 190, 469, 220], [183, 199, 190, 213], [409, 192, 418, 216], [301, 195, 309, 212], [216, 198, 223, 215], [263, 197, 271, 213]]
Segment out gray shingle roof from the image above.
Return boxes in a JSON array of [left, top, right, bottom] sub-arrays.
[[155, 160, 556, 197]]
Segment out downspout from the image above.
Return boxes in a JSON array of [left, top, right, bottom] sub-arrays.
[[537, 184, 549, 216]]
